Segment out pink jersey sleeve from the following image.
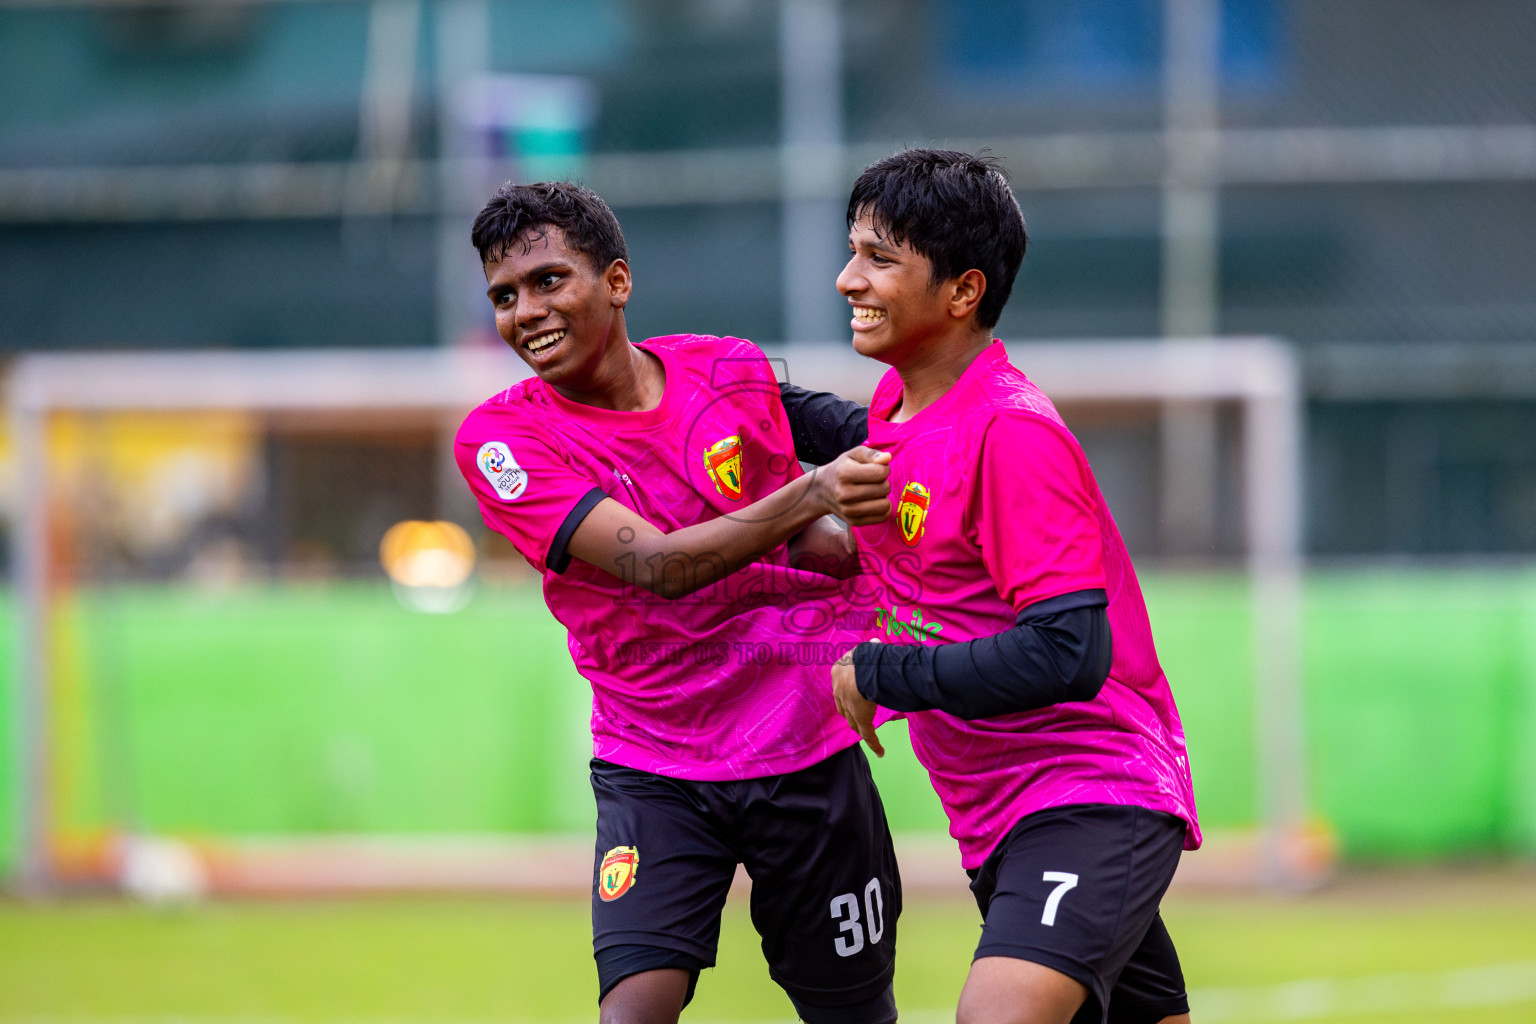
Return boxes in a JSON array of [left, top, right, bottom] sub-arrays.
[[454, 411, 604, 575], [972, 412, 1107, 613]]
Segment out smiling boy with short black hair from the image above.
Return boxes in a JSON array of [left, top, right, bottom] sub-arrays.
[[783, 149, 1201, 1024], [455, 181, 902, 1024]]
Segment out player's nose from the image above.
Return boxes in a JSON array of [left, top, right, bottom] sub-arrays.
[[514, 294, 548, 327], [836, 257, 864, 296]]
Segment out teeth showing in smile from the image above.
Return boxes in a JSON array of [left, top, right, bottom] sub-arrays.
[[526, 329, 565, 353], [853, 307, 887, 324]]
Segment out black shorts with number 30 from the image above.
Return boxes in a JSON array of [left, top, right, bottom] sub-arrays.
[[589, 743, 900, 1019], [969, 803, 1191, 1024]]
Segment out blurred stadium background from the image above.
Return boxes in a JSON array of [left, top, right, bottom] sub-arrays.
[[3, 1, 1536, 1021]]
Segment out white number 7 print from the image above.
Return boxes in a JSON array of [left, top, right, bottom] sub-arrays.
[[1041, 871, 1079, 926]]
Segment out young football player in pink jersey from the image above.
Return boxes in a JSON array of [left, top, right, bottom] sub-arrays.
[[454, 182, 903, 1024], [779, 150, 1200, 1024]]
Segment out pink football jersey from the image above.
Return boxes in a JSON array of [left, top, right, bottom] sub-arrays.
[[856, 342, 1200, 868], [456, 335, 863, 781]]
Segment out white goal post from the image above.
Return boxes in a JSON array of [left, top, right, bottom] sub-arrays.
[[8, 338, 1309, 895]]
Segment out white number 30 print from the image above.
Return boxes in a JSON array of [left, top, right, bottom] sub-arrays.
[[1041, 871, 1079, 926], [830, 878, 886, 957]]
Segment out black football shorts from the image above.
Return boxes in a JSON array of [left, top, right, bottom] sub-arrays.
[[590, 743, 901, 1024], [968, 803, 1190, 1024]]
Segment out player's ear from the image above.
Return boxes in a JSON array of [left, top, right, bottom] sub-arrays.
[[947, 268, 987, 321], [605, 258, 633, 308]]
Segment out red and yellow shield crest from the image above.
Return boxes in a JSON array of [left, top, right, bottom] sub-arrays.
[[703, 435, 744, 501], [897, 482, 931, 547], [598, 845, 638, 902]]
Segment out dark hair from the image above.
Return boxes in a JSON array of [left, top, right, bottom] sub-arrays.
[[846, 148, 1027, 330], [471, 180, 628, 271]]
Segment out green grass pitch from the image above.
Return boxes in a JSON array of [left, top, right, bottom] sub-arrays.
[[3, 870, 1536, 1024]]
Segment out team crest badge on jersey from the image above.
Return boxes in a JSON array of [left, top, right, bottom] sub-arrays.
[[477, 441, 528, 501], [703, 435, 744, 501], [598, 845, 639, 901], [897, 482, 931, 547]]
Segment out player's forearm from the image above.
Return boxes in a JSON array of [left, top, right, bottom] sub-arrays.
[[778, 383, 869, 466], [567, 448, 889, 599], [852, 590, 1112, 719], [787, 516, 861, 579], [623, 479, 832, 599]]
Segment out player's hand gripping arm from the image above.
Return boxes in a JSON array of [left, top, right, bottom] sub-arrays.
[[566, 446, 892, 599]]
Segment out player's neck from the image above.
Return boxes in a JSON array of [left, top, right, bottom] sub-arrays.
[[890, 331, 993, 423], [551, 331, 665, 413]]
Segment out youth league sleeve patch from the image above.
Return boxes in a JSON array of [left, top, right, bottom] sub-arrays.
[[476, 441, 529, 501]]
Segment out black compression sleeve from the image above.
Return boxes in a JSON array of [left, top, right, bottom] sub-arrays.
[[851, 589, 1112, 719], [777, 382, 869, 465]]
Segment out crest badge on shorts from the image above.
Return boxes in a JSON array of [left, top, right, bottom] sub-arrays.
[[598, 845, 639, 901], [703, 435, 744, 501], [897, 481, 931, 547]]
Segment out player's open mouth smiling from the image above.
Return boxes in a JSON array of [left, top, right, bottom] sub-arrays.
[[850, 306, 887, 331], [524, 328, 566, 354]]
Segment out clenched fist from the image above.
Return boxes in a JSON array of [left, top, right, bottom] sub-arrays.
[[811, 446, 893, 526]]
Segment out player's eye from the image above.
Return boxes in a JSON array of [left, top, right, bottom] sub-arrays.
[[539, 273, 561, 288]]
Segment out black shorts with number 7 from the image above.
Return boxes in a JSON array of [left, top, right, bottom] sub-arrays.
[[968, 802, 1191, 1024], [589, 743, 901, 1021]]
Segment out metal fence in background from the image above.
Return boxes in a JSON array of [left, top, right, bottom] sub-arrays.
[[1, 0, 1534, 555]]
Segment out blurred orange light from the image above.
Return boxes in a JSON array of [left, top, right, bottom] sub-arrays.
[[380, 520, 476, 589]]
